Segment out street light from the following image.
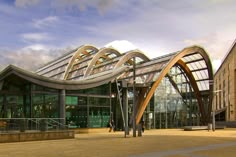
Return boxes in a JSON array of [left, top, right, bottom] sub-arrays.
[[133, 57, 136, 137]]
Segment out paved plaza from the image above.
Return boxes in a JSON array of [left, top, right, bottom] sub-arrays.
[[0, 129, 236, 157]]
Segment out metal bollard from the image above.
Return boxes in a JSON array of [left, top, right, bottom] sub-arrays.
[[208, 123, 212, 131]]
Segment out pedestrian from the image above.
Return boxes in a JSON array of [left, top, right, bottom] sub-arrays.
[[109, 119, 115, 132], [141, 120, 145, 133]]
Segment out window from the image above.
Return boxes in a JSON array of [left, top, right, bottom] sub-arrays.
[[66, 96, 78, 106]]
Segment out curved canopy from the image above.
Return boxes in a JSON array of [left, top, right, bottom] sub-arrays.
[[5, 44, 213, 125], [0, 65, 129, 90]]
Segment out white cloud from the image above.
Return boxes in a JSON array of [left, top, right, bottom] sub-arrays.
[[184, 31, 235, 60], [105, 40, 137, 53], [212, 59, 222, 72], [32, 16, 59, 29], [14, 0, 121, 14], [0, 44, 74, 70], [15, 0, 40, 7], [21, 44, 48, 51], [80, 0, 235, 68], [6, 0, 236, 72], [21, 33, 53, 42], [51, 0, 121, 14], [183, 32, 235, 71]]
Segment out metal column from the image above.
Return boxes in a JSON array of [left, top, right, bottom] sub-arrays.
[[116, 79, 126, 137], [122, 87, 129, 135], [133, 57, 136, 137], [59, 89, 66, 128]]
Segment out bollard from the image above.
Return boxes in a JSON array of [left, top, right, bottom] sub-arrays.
[[208, 123, 212, 131]]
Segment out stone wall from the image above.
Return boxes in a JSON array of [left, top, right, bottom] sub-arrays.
[[0, 130, 74, 143]]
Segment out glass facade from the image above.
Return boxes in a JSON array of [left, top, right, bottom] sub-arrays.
[[32, 94, 59, 118], [151, 78, 199, 129], [125, 66, 200, 130], [149, 67, 200, 129], [65, 84, 112, 128], [0, 95, 24, 118]]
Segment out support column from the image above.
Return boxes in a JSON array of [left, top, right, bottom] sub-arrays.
[[122, 87, 129, 135], [59, 89, 66, 128]]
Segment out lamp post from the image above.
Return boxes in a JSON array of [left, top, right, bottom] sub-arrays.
[[133, 57, 136, 137]]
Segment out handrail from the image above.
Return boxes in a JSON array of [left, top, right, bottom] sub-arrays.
[[0, 118, 68, 132]]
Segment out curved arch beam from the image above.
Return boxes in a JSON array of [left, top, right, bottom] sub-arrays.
[[113, 50, 150, 69], [63, 45, 99, 80], [136, 46, 213, 125], [176, 60, 206, 124], [84, 47, 121, 77]]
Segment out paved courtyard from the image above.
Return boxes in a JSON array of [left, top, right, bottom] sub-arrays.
[[0, 129, 236, 157]]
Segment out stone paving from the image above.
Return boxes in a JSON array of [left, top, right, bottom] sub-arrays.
[[0, 129, 236, 157]]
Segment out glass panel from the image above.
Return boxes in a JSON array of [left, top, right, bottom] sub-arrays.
[[32, 94, 59, 118], [187, 62, 198, 71], [197, 60, 207, 68], [66, 95, 88, 128], [192, 70, 209, 81], [88, 97, 110, 106], [88, 107, 110, 128], [39, 57, 70, 75], [66, 96, 78, 105], [32, 84, 58, 93], [152, 73, 200, 129], [197, 81, 209, 91], [182, 56, 192, 62], [87, 84, 110, 95], [0, 96, 3, 118], [191, 54, 202, 60], [3, 96, 24, 118], [192, 71, 201, 80]]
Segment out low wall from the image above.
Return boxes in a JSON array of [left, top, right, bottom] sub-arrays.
[[0, 130, 74, 143], [216, 121, 236, 128], [72, 128, 109, 134]]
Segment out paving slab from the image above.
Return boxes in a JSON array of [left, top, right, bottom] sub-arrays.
[[0, 129, 236, 157]]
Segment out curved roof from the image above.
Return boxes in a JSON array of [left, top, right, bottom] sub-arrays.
[[1, 44, 213, 125], [0, 65, 129, 90], [34, 45, 213, 124], [36, 46, 150, 81]]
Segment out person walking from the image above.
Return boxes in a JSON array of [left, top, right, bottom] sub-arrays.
[[141, 120, 145, 133], [109, 119, 115, 132]]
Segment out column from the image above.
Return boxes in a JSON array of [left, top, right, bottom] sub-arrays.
[[59, 89, 66, 128], [122, 87, 129, 135]]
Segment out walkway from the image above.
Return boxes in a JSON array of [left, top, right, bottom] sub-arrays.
[[0, 129, 236, 157]]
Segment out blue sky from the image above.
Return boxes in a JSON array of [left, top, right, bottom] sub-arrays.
[[0, 0, 235, 71]]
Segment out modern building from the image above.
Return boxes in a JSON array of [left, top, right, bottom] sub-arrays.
[[0, 44, 213, 131], [213, 40, 236, 123]]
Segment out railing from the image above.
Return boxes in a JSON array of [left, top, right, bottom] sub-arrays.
[[0, 118, 68, 133]]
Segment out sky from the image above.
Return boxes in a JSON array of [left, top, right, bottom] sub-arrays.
[[0, 0, 235, 72]]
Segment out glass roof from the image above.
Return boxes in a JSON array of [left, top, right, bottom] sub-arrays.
[[36, 45, 212, 93]]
